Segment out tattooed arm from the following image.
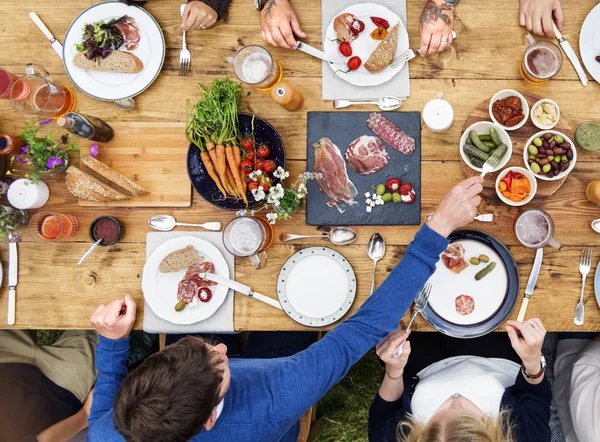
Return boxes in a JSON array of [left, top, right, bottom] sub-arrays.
[[260, 0, 306, 50], [419, 0, 458, 56]]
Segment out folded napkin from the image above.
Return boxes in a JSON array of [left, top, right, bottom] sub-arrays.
[[143, 231, 235, 334], [321, 0, 410, 100]]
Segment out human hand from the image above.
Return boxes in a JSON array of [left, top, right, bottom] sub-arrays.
[[261, 0, 306, 50], [90, 294, 137, 340], [507, 318, 546, 373], [182, 1, 218, 31], [376, 331, 411, 379], [519, 0, 563, 38], [427, 176, 483, 238], [419, 0, 456, 56]]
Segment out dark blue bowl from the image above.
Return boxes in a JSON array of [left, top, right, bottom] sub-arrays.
[[187, 113, 286, 211], [421, 228, 520, 339]]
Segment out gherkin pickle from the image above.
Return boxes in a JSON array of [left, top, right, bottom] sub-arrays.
[[475, 262, 497, 281]]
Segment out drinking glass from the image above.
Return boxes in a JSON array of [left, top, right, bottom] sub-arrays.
[[0, 68, 19, 100], [11, 64, 76, 118], [225, 45, 283, 90], [586, 181, 600, 205], [29, 212, 79, 242], [222, 215, 274, 269], [513, 209, 560, 249], [520, 34, 563, 84]]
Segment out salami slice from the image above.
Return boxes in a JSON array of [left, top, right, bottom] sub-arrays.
[[177, 279, 200, 303], [455, 294, 475, 315], [367, 113, 415, 155]]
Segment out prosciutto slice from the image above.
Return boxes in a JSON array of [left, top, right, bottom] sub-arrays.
[[333, 13, 358, 43], [441, 243, 469, 274], [185, 262, 217, 287], [367, 113, 415, 155], [115, 17, 141, 51], [312, 137, 358, 213], [345, 136, 390, 175]]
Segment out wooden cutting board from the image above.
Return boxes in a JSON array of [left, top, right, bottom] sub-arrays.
[[79, 122, 192, 207], [461, 92, 573, 197]]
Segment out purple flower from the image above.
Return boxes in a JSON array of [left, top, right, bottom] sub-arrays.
[[20, 145, 29, 153], [46, 156, 63, 169], [15, 155, 31, 164], [90, 143, 99, 158], [39, 119, 53, 126]]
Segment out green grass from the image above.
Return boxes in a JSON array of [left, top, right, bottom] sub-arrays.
[[316, 350, 383, 442]]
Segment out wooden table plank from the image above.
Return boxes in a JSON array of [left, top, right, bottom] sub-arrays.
[[0, 0, 599, 331]]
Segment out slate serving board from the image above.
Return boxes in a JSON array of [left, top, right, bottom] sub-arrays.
[[306, 111, 421, 226]]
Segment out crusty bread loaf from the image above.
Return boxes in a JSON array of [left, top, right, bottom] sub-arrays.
[[365, 24, 398, 74], [73, 51, 144, 74], [159, 246, 203, 273], [81, 156, 148, 196], [65, 166, 129, 201]]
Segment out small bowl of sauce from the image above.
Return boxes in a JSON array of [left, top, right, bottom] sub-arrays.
[[89, 216, 122, 246]]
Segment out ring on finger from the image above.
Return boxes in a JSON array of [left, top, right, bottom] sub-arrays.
[[441, 37, 448, 43], [199, 24, 206, 29]]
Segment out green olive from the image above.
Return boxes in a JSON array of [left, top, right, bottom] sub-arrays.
[[528, 145, 538, 155], [530, 162, 541, 174], [382, 192, 393, 202], [542, 163, 552, 173], [479, 254, 490, 263], [547, 155, 554, 161], [529, 154, 536, 160], [561, 155, 568, 163], [175, 301, 187, 312], [469, 257, 481, 265], [375, 184, 386, 196], [533, 137, 543, 147], [553, 134, 564, 144]]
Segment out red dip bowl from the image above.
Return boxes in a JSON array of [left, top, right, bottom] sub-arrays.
[[90, 216, 121, 246]]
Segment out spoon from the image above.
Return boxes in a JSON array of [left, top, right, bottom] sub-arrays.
[[592, 219, 600, 233], [334, 96, 403, 111], [78, 238, 103, 266], [149, 215, 222, 232], [367, 232, 386, 295], [280, 227, 357, 246]]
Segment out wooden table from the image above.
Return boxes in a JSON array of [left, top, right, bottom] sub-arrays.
[[1, 0, 600, 332]]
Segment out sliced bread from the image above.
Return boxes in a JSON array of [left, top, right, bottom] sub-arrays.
[[364, 24, 398, 74], [65, 166, 129, 201], [82, 156, 148, 196], [159, 246, 203, 273], [73, 51, 144, 74]]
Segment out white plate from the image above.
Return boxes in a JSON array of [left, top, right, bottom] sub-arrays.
[[324, 3, 409, 87], [63, 1, 165, 101], [580, 3, 600, 84], [427, 240, 508, 326], [277, 247, 356, 327], [142, 237, 229, 325]]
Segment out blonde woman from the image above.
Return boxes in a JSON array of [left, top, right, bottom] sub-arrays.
[[369, 319, 551, 442]]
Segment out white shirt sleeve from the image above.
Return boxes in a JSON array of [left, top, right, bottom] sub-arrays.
[[570, 340, 600, 442]]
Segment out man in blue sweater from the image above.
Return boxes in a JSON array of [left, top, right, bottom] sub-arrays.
[[87, 176, 483, 442]]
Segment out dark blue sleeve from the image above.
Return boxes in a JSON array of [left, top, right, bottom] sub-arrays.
[[87, 337, 130, 428], [368, 389, 412, 442], [276, 224, 448, 421], [501, 372, 552, 442]]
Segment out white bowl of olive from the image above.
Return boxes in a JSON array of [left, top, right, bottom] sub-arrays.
[[523, 130, 576, 181]]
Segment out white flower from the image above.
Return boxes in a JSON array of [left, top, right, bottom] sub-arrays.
[[303, 171, 312, 179], [236, 209, 248, 217], [251, 186, 266, 202], [273, 167, 289, 180], [249, 170, 263, 181], [266, 213, 278, 224]]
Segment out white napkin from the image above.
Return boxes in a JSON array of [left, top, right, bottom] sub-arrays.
[[143, 231, 235, 334], [321, 0, 410, 100]]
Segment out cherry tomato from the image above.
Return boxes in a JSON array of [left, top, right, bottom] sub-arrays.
[[404, 191, 416, 204], [350, 19, 365, 34], [245, 150, 255, 161], [370, 16, 390, 29], [399, 183, 413, 196], [386, 178, 401, 193], [198, 287, 212, 302], [257, 143, 270, 158], [248, 180, 260, 192], [259, 179, 271, 192], [347, 56, 362, 71], [241, 137, 254, 150], [244, 169, 253, 179], [263, 159, 277, 173], [240, 159, 254, 174], [255, 157, 265, 170], [339, 41, 352, 57]]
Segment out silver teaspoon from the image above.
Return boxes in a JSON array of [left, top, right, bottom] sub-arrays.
[[149, 215, 222, 232], [367, 233, 386, 295], [281, 226, 357, 246], [334, 96, 403, 111]]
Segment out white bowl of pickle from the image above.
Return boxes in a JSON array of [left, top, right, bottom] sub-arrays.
[[531, 99, 560, 130]]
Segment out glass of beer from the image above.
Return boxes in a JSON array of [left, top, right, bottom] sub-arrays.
[[225, 46, 283, 91], [11, 64, 76, 118], [520, 34, 563, 84], [222, 215, 274, 269], [29, 212, 79, 242], [513, 209, 560, 249]]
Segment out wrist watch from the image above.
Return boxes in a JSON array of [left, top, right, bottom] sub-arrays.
[[254, 0, 268, 10], [522, 355, 546, 379]]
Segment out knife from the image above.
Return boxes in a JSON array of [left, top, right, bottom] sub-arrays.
[[296, 41, 345, 65], [7, 241, 18, 326], [200, 272, 283, 311], [517, 247, 543, 322], [552, 23, 587, 87], [29, 12, 64, 60]]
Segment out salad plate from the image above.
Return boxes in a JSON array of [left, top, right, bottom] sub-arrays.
[[580, 3, 600, 84], [63, 1, 165, 101]]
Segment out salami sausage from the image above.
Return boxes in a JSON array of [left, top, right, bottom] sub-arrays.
[[177, 279, 200, 303], [367, 113, 415, 155], [455, 294, 475, 315]]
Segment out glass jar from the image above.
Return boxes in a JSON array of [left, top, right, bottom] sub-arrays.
[[39, 155, 70, 175], [575, 122, 600, 152], [274, 189, 302, 217]]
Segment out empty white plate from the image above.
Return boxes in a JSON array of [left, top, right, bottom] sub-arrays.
[[277, 247, 356, 327]]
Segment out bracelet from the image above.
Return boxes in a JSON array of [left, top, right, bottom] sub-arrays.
[[385, 368, 403, 380]]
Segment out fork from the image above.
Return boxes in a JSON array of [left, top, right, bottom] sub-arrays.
[[390, 31, 458, 69], [179, 4, 191, 76], [574, 247, 592, 326], [479, 154, 501, 178], [393, 282, 433, 357]]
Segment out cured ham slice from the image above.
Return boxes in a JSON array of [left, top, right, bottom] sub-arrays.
[[313, 137, 358, 213], [333, 13, 358, 43], [185, 262, 217, 287], [367, 113, 415, 155], [115, 17, 141, 51], [345, 136, 389, 175], [441, 243, 469, 274]]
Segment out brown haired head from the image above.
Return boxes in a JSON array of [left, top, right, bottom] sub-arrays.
[[114, 336, 224, 442]]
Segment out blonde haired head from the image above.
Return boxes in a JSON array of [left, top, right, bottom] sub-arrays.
[[398, 410, 515, 442]]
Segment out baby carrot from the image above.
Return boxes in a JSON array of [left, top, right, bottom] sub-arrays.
[[226, 145, 248, 206]]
